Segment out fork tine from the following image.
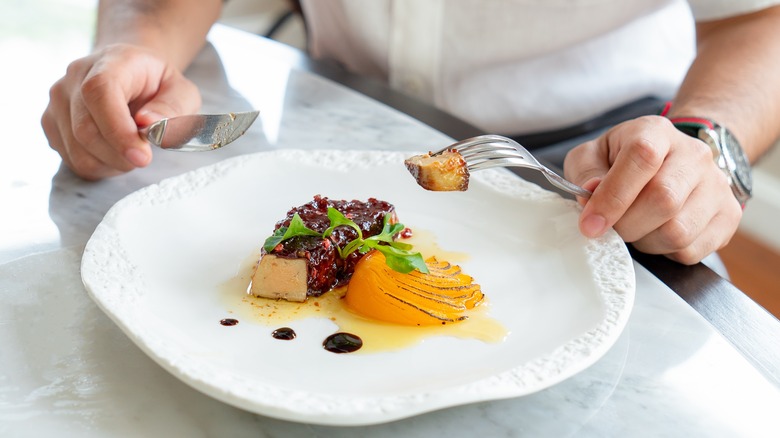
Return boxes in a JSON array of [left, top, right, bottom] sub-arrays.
[[430, 134, 592, 198], [458, 144, 522, 160], [456, 142, 517, 156], [467, 157, 532, 172], [433, 134, 514, 155]]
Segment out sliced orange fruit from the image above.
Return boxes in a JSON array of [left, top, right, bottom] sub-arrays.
[[345, 250, 484, 326]]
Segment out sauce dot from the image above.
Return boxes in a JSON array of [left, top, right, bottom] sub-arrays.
[[220, 318, 239, 326], [272, 327, 297, 340], [323, 332, 363, 353]]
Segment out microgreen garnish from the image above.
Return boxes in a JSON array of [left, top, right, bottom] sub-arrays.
[[263, 207, 428, 274], [324, 208, 429, 274], [262, 213, 320, 252]]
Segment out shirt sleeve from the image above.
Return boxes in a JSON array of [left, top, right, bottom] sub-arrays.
[[687, 0, 780, 21]]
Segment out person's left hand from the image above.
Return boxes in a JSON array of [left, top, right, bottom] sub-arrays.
[[563, 115, 742, 264]]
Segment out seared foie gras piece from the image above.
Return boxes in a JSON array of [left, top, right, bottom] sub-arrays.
[[404, 149, 469, 191], [250, 195, 396, 301], [250, 255, 308, 302]]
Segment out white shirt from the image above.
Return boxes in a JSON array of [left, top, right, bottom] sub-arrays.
[[301, 0, 780, 135]]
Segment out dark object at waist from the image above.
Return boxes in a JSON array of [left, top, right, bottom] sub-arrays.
[[510, 96, 668, 169]]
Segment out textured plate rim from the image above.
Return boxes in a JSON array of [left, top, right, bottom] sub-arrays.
[[81, 149, 635, 425]]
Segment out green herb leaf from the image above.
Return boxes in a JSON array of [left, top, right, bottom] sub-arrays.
[[386, 240, 413, 251], [287, 213, 322, 237], [372, 244, 429, 274], [369, 223, 404, 244], [262, 227, 288, 253], [323, 207, 362, 238], [262, 213, 320, 252], [262, 207, 428, 274], [340, 238, 365, 259]]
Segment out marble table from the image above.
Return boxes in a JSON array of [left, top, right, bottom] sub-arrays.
[[2, 24, 779, 437]]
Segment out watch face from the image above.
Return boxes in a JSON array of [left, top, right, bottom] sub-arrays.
[[698, 125, 753, 204], [720, 128, 753, 195]]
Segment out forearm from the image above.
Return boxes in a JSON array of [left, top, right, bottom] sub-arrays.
[[668, 5, 780, 162], [95, 0, 222, 71]]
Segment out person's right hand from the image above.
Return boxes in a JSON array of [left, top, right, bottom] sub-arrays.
[[41, 43, 202, 180]]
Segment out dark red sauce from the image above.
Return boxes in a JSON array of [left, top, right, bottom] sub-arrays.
[[220, 318, 239, 326], [271, 327, 297, 340], [323, 332, 363, 353]]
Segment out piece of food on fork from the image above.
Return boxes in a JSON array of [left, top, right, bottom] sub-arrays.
[[405, 135, 592, 198], [404, 149, 470, 192]]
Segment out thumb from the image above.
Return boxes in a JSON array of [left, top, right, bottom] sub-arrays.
[[134, 74, 201, 127]]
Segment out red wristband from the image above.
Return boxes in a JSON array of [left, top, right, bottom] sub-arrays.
[[668, 117, 714, 130]]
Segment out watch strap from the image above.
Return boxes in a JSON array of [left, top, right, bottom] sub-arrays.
[[668, 117, 715, 137], [666, 113, 751, 207]]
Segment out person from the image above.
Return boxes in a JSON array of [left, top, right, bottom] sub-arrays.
[[41, 0, 780, 266]]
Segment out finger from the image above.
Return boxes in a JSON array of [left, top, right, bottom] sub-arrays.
[[635, 199, 741, 265], [134, 69, 202, 127], [44, 81, 116, 180], [54, 117, 123, 180], [577, 177, 602, 207], [65, 138, 125, 180], [628, 182, 722, 254], [579, 118, 671, 238], [41, 107, 70, 168], [70, 95, 137, 173], [613, 136, 712, 242], [80, 54, 154, 168], [629, 163, 738, 257], [43, 76, 74, 164], [62, 105, 124, 180], [563, 139, 612, 234], [563, 139, 608, 208], [564, 139, 608, 190]]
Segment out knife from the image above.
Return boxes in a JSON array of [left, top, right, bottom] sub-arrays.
[[139, 111, 259, 152]]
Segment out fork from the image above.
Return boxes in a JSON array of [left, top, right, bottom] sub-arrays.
[[436, 134, 592, 198]]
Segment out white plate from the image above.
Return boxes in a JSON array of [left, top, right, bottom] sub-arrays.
[[82, 149, 635, 426]]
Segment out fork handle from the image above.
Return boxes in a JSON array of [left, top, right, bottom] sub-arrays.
[[540, 167, 592, 198]]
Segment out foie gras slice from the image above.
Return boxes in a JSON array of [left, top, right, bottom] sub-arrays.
[[404, 149, 470, 191], [250, 255, 308, 302]]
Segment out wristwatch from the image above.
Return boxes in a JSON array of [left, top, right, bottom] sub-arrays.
[[670, 117, 753, 206]]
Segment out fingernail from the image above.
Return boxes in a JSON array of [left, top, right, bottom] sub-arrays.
[[125, 148, 151, 167], [581, 214, 607, 237]]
